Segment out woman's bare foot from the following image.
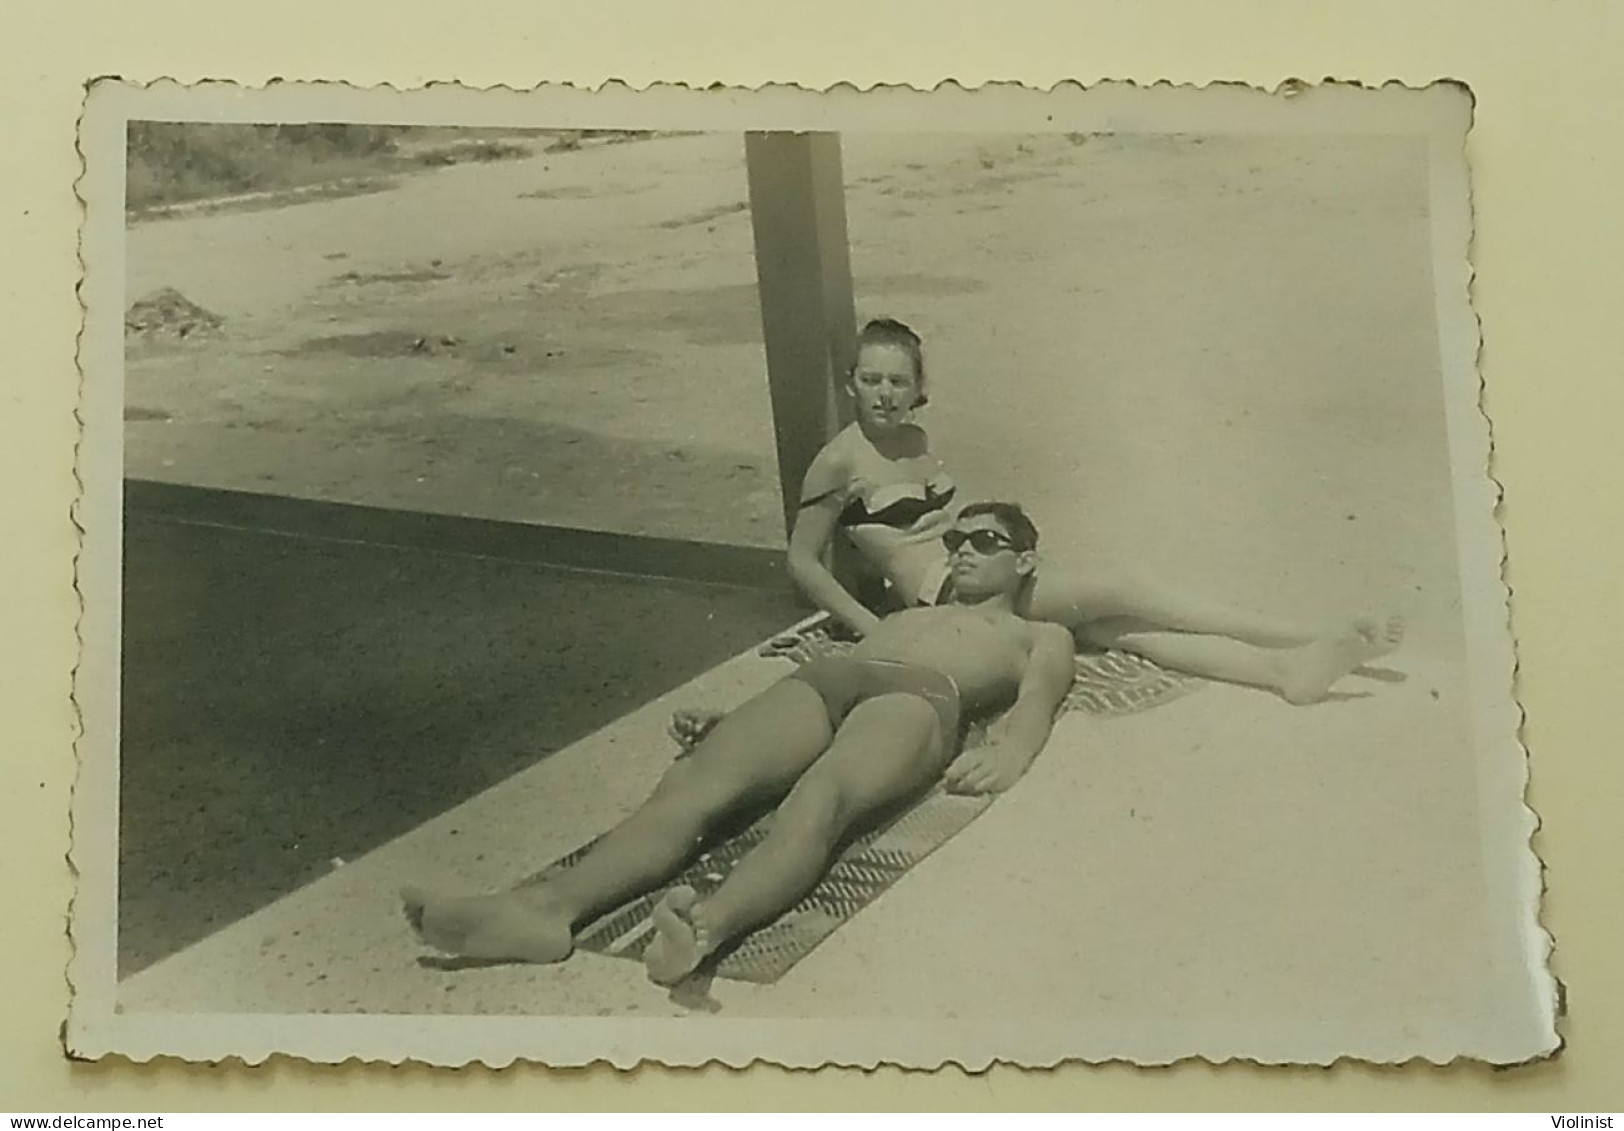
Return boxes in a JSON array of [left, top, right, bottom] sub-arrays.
[[1279, 615, 1406, 705], [401, 885, 574, 964], [643, 885, 714, 985], [1355, 613, 1407, 657]]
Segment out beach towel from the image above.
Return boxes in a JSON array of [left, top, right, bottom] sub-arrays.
[[548, 616, 1202, 983]]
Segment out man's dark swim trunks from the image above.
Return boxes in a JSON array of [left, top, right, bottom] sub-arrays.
[[787, 656, 963, 756]]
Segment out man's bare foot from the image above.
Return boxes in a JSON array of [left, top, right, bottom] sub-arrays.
[[401, 885, 574, 964], [1279, 615, 1406, 705], [643, 885, 714, 985]]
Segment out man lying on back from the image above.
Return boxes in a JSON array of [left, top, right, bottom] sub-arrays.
[[404, 501, 1076, 985]]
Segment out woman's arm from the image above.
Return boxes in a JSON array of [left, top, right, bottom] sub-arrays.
[[786, 446, 884, 639]]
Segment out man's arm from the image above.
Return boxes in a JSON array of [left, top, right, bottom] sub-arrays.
[[944, 623, 1076, 794]]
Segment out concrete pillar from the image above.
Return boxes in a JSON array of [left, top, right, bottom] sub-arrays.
[[744, 132, 858, 539]]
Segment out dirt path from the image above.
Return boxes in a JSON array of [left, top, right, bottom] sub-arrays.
[[125, 129, 1464, 660]]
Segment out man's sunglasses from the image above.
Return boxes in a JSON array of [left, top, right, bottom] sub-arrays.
[[942, 528, 1017, 555]]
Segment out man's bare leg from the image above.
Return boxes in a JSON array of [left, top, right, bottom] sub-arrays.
[[402, 679, 834, 964], [1091, 616, 1406, 704], [643, 692, 945, 984]]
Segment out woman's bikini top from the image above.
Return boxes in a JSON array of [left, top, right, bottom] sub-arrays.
[[836, 476, 957, 530], [799, 466, 958, 605], [800, 472, 958, 532]]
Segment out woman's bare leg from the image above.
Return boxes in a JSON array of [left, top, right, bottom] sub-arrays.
[[1024, 569, 1404, 701], [1027, 570, 1317, 647], [644, 692, 943, 984], [403, 679, 835, 964], [1092, 619, 1405, 704]]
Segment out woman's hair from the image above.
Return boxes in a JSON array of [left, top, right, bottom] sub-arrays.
[[957, 501, 1041, 552], [851, 317, 928, 408]]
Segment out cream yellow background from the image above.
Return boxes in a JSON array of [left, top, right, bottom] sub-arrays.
[[1, 0, 1617, 1111]]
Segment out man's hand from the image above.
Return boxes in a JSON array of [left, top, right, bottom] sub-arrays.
[[943, 743, 1035, 795], [668, 708, 726, 753]]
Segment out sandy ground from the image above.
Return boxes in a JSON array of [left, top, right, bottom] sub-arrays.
[[118, 633, 1535, 1063], [126, 130, 1458, 658], [116, 132, 1547, 1058]]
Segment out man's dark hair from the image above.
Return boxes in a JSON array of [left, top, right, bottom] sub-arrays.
[[957, 501, 1040, 552]]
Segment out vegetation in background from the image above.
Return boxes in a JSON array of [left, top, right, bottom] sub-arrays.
[[125, 123, 659, 213], [126, 123, 407, 211]]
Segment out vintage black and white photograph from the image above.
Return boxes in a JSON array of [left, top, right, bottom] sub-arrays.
[[67, 80, 1555, 1067]]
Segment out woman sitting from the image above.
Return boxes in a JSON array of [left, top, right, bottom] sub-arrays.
[[785, 318, 1402, 704]]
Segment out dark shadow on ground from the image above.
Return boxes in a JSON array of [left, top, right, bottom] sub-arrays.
[[118, 509, 802, 977]]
